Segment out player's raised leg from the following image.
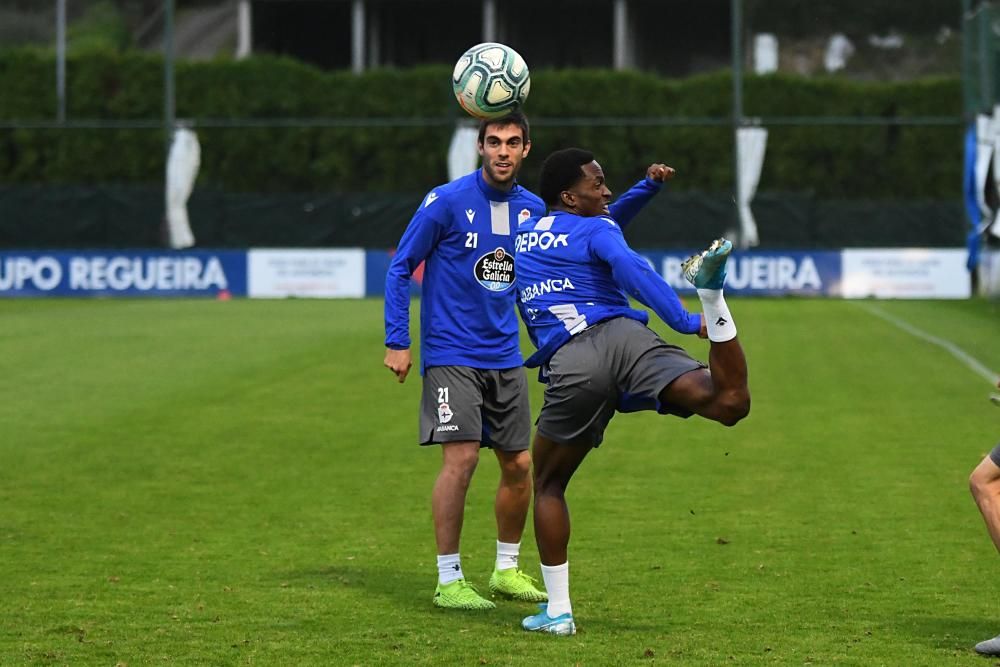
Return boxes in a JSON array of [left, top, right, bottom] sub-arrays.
[[662, 239, 750, 425]]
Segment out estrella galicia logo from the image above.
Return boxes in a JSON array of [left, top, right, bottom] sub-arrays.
[[473, 247, 515, 292]]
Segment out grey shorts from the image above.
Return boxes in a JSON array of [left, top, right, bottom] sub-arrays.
[[536, 317, 706, 447], [991, 443, 1000, 468], [419, 366, 531, 451]]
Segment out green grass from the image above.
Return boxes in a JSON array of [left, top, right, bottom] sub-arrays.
[[1, 297, 998, 665]]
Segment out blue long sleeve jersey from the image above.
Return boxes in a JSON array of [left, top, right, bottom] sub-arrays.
[[514, 183, 702, 369], [384, 170, 546, 373], [384, 171, 666, 373]]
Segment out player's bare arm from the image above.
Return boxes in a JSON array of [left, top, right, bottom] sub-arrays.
[[384, 347, 412, 383], [646, 163, 676, 183]]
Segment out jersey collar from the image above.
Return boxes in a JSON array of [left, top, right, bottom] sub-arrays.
[[477, 169, 518, 201]]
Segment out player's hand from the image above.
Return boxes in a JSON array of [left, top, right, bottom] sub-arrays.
[[698, 314, 708, 339], [646, 163, 676, 183], [384, 348, 412, 383]]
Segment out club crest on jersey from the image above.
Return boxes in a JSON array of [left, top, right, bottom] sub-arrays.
[[518, 208, 532, 225], [473, 247, 515, 292]]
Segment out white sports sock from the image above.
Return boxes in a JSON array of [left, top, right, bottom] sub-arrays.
[[541, 562, 572, 617], [496, 540, 520, 571], [696, 288, 737, 342], [437, 553, 463, 585]]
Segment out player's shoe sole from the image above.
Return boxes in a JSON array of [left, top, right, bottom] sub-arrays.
[[489, 568, 548, 602], [682, 238, 733, 290]]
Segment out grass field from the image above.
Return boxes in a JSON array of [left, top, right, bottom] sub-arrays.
[[1, 296, 999, 665]]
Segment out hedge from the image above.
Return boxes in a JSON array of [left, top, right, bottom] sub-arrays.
[[0, 49, 964, 198]]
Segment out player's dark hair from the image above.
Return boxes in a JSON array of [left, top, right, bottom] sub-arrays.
[[477, 110, 530, 145], [538, 148, 595, 207]]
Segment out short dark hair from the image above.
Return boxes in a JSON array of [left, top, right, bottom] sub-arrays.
[[539, 148, 595, 207], [477, 110, 530, 145]]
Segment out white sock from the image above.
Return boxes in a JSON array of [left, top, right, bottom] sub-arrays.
[[697, 288, 737, 342], [496, 540, 520, 571], [437, 553, 463, 585], [541, 562, 572, 617]]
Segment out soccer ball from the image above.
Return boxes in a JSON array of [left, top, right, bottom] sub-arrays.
[[452, 42, 530, 119]]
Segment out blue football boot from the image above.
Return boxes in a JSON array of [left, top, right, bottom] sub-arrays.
[[682, 238, 733, 289], [521, 603, 576, 636]]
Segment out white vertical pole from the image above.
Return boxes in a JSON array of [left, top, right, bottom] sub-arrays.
[[613, 0, 629, 70], [236, 0, 252, 60], [56, 0, 66, 122], [483, 0, 497, 43], [367, 5, 380, 68], [352, 0, 366, 74]]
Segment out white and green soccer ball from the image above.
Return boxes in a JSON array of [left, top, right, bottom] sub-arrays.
[[452, 42, 530, 119]]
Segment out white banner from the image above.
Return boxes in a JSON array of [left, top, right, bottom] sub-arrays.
[[248, 249, 365, 298], [448, 122, 479, 182], [841, 249, 970, 299], [165, 127, 200, 249], [737, 126, 767, 248], [980, 249, 1000, 297], [976, 114, 995, 226]]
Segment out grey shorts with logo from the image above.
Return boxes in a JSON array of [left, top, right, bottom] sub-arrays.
[[419, 366, 531, 452], [537, 317, 706, 448]]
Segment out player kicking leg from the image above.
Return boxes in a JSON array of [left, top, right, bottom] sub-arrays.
[[662, 238, 750, 426], [521, 238, 748, 635]]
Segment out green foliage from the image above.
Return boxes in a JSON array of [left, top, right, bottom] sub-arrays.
[[0, 297, 998, 664], [0, 50, 963, 197]]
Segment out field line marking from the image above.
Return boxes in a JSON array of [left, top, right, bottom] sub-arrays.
[[856, 303, 998, 386]]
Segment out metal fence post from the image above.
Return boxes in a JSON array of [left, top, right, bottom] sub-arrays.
[[352, 0, 365, 74], [731, 0, 744, 247], [164, 0, 175, 142], [56, 0, 66, 123]]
